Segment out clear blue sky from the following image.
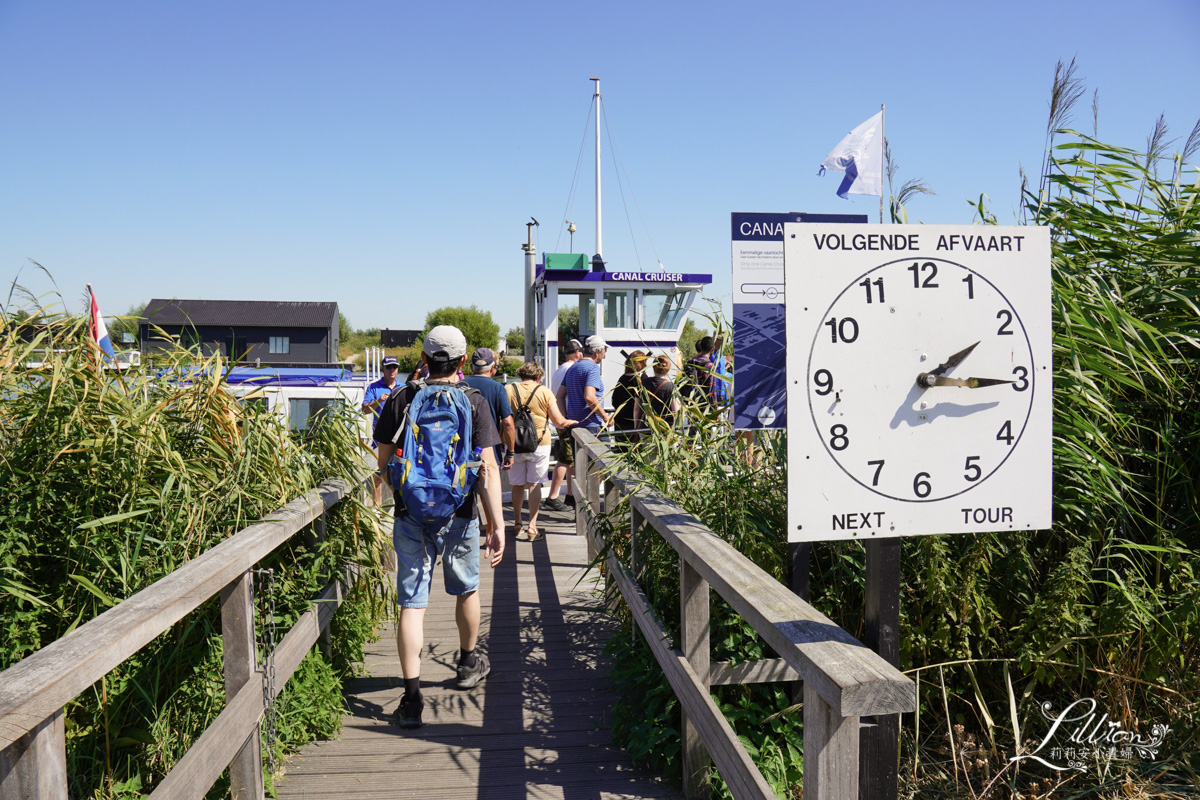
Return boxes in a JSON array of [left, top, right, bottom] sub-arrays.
[[3, 0, 1197, 338]]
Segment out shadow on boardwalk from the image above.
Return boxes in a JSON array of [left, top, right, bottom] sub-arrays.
[[277, 507, 681, 800]]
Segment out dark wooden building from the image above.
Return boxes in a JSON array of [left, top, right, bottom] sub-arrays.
[[139, 299, 340, 365]]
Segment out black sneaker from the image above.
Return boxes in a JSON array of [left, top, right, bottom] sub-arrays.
[[543, 497, 568, 512], [393, 691, 423, 728], [564, 495, 577, 508], [455, 652, 491, 690]]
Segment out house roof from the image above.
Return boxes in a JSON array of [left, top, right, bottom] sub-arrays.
[[141, 299, 338, 329]]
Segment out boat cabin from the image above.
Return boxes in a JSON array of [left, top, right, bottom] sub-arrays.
[[531, 253, 711, 405]]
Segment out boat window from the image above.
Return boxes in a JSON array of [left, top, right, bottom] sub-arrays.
[[559, 290, 596, 336], [604, 289, 634, 328], [289, 397, 341, 432], [642, 290, 688, 330]]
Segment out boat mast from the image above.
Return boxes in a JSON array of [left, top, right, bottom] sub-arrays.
[[592, 77, 602, 261]]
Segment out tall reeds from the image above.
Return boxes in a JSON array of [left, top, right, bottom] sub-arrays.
[[0, 304, 389, 797], [597, 64, 1200, 798]]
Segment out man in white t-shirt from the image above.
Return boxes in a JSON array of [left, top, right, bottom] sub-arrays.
[[544, 339, 582, 512]]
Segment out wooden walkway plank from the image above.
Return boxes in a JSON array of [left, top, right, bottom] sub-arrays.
[[277, 508, 681, 800]]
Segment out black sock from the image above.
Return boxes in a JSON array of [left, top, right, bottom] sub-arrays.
[[403, 677, 421, 698], [460, 648, 477, 668]]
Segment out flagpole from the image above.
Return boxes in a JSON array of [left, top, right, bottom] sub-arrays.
[[879, 103, 885, 224]]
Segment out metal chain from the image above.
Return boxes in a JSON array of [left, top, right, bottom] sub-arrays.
[[253, 568, 279, 777]]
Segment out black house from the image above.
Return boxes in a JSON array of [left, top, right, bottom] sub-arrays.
[[139, 299, 340, 365]]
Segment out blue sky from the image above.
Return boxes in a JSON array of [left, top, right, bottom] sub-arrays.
[[2, 0, 1197, 338]]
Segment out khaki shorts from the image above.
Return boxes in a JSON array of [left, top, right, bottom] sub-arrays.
[[554, 434, 574, 466]]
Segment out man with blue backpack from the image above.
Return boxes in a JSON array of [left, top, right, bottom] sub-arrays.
[[373, 325, 506, 729]]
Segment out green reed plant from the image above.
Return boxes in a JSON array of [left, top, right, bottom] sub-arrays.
[[0, 304, 390, 798]]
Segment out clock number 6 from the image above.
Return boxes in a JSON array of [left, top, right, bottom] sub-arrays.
[[829, 424, 849, 451], [913, 472, 932, 498], [824, 317, 859, 344]]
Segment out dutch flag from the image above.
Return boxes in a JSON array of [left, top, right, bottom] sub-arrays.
[[88, 284, 114, 358]]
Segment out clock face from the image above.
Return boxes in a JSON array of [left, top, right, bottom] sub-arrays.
[[808, 257, 1035, 502], [784, 223, 1052, 542]]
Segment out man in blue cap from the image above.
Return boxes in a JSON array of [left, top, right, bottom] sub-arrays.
[[362, 355, 400, 503]]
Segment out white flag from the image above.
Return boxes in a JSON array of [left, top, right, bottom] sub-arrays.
[[819, 111, 884, 199]]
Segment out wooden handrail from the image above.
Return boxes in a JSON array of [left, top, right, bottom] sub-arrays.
[[571, 429, 916, 800], [0, 473, 372, 800]]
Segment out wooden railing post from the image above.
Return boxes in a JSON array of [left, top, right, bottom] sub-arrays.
[[221, 571, 263, 800], [0, 708, 66, 800], [680, 556, 711, 798], [574, 436, 589, 545], [630, 503, 645, 584], [803, 682, 860, 800]]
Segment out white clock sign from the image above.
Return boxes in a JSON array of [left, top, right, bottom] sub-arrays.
[[784, 223, 1051, 542]]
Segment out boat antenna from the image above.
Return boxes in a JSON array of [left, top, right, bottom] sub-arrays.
[[591, 77, 602, 262]]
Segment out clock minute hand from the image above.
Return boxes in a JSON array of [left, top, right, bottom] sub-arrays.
[[920, 375, 1015, 389]]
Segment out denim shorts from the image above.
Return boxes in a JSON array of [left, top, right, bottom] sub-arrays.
[[393, 513, 480, 609]]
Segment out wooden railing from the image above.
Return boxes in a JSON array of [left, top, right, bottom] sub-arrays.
[[0, 475, 372, 800], [572, 430, 916, 800]]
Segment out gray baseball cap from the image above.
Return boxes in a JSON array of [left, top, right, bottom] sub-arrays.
[[422, 325, 467, 360]]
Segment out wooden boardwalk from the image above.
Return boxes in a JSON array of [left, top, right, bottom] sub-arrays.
[[276, 506, 682, 800]]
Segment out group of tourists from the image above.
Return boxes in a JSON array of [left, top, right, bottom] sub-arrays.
[[356, 325, 728, 730]]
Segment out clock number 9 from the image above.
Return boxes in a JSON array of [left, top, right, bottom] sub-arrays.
[[913, 472, 932, 498], [824, 316, 859, 343], [1011, 366, 1029, 391], [829, 424, 849, 451], [813, 369, 834, 396]]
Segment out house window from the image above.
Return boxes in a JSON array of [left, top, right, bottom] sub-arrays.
[[269, 336, 290, 354]]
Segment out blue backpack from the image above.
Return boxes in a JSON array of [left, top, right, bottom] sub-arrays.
[[389, 381, 484, 529]]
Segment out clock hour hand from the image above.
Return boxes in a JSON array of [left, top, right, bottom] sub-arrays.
[[929, 341, 980, 377], [919, 375, 1015, 389]]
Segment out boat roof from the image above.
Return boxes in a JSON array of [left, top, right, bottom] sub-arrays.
[[536, 266, 711, 285]]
